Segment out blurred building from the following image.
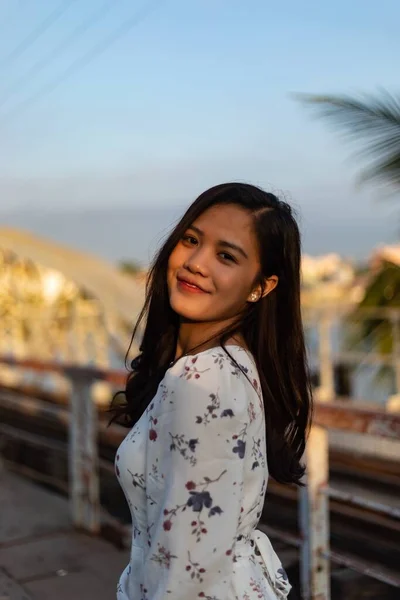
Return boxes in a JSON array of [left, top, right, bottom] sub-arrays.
[[301, 252, 360, 307]]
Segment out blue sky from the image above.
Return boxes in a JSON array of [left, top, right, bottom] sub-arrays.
[[0, 0, 399, 259]]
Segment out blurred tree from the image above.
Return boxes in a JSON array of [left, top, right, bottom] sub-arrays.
[[345, 261, 400, 391], [119, 260, 141, 276], [349, 261, 400, 349], [298, 90, 400, 390], [298, 90, 400, 190]]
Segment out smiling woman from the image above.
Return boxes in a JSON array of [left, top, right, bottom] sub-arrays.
[[167, 203, 278, 359], [111, 182, 313, 600]]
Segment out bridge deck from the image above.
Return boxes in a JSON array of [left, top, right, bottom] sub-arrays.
[[0, 465, 128, 600]]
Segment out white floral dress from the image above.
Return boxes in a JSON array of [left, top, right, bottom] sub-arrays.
[[115, 345, 291, 600]]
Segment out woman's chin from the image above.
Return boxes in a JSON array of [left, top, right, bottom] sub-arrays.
[[169, 300, 206, 322], [173, 308, 207, 322]]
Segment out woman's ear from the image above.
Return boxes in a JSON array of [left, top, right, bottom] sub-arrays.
[[247, 275, 278, 303]]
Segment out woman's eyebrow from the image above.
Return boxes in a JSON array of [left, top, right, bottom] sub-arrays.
[[218, 240, 248, 259], [189, 225, 248, 259]]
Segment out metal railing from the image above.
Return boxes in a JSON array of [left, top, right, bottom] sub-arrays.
[[301, 402, 400, 599], [0, 351, 399, 599], [301, 306, 400, 597], [304, 305, 400, 402]]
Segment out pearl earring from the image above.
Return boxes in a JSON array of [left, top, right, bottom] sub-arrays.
[[250, 292, 258, 302]]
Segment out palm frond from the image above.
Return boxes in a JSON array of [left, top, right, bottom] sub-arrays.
[[296, 90, 400, 189]]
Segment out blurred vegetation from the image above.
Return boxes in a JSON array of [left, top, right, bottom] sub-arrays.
[[345, 261, 400, 389], [298, 89, 400, 387], [118, 260, 141, 276], [350, 261, 400, 348], [297, 90, 400, 190]]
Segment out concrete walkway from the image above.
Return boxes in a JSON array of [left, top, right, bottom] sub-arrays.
[[0, 466, 128, 600]]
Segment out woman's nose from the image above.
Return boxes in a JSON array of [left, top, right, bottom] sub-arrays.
[[184, 247, 209, 276]]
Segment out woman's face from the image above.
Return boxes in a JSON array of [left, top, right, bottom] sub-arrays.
[[167, 203, 276, 323]]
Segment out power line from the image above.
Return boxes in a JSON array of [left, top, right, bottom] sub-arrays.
[[1, 0, 163, 122], [0, 0, 119, 109], [0, 0, 78, 68]]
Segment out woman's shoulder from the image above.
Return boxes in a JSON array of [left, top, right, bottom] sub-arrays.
[[170, 344, 255, 375], [164, 345, 262, 408]]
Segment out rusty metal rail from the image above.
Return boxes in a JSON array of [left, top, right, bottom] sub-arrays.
[[302, 404, 400, 600], [0, 357, 399, 600], [314, 402, 400, 439], [323, 485, 400, 519]]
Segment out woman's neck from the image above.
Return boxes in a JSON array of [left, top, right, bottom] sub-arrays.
[[175, 318, 244, 359]]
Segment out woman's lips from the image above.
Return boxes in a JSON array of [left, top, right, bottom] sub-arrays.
[[177, 278, 208, 294]]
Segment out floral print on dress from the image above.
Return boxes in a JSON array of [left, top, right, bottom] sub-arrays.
[[195, 391, 221, 425], [151, 543, 178, 568], [161, 469, 227, 541], [169, 432, 199, 466], [116, 346, 291, 600], [180, 355, 211, 380], [251, 436, 266, 470]]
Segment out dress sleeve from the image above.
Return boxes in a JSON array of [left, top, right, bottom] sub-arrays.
[[143, 352, 251, 599]]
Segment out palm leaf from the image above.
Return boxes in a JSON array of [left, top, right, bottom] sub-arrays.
[[296, 90, 400, 189]]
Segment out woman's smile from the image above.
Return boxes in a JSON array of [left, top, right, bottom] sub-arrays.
[[176, 274, 210, 294]]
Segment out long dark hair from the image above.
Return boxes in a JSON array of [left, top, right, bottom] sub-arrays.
[[111, 183, 312, 485]]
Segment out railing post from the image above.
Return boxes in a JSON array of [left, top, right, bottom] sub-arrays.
[[391, 314, 400, 395], [299, 425, 330, 600], [317, 312, 335, 402], [66, 368, 100, 533]]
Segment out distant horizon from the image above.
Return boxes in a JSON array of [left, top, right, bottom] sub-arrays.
[[1, 203, 398, 267]]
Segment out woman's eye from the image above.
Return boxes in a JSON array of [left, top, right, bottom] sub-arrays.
[[182, 235, 197, 245], [219, 252, 236, 262]]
